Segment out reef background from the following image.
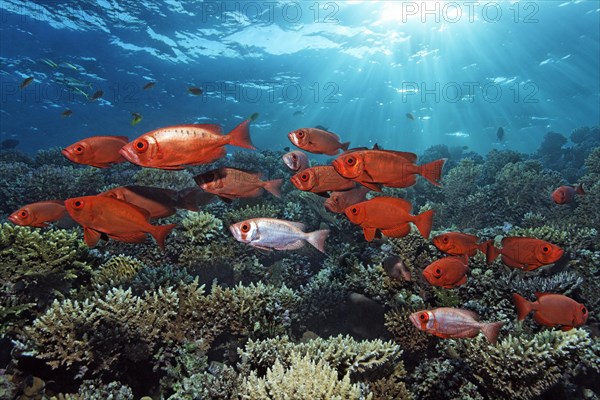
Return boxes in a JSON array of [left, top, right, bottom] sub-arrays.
[[0, 127, 599, 399]]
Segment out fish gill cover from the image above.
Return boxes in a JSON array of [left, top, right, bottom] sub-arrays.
[[0, 1, 599, 399]]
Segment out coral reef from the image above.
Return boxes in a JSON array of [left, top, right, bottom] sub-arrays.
[[222, 203, 281, 226], [91, 255, 145, 290], [25, 281, 300, 376], [0, 223, 94, 334], [239, 352, 371, 400], [442, 328, 600, 400]]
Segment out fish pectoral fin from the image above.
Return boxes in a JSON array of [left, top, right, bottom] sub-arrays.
[[84, 227, 102, 247], [359, 181, 382, 192], [363, 227, 378, 242], [89, 163, 112, 168], [251, 244, 273, 253]]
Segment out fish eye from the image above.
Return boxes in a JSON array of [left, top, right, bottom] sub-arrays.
[[346, 157, 355, 165], [351, 207, 358, 215], [18, 210, 28, 219], [542, 246, 549, 253], [241, 223, 250, 233], [435, 268, 442, 275], [134, 139, 148, 153], [300, 173, 309, 181], [74, 145, 84, 154], [291, 154, 297, 160], [582, 307, 587, 314], [419, 313, 429, 322], [442, 236, 449, 243], [297, 130, 305, 138], [73, 200, 84, 209]]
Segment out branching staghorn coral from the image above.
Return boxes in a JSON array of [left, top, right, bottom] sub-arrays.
[[132, 168, 196, 190], [222, 203, 281, 226], [48, 380, 134, 400], [384, 309, 429, 353], [177, 210, 235, 266], [0, 223, 94, 333], [25, 281, 301, 376], [409, 358, 478, 400], [441, 328, 600, 400], [500, 270, 583, 297], [91, 254, 144, 290], [239, 352, 372, 400], [238, 334, 402, 381]]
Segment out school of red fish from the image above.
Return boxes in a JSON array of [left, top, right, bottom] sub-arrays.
[[9, 121, 588, 342]]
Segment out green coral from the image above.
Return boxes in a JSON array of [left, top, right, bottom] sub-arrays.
[[442, 328, 600, 400], [91, 255, 145, 290], [0, 223, 93, 333], [25, 280, 301, 376], [573, 146, 600, 229], [177, 211, 235, 267], [222, 203, 281, 226], [239, 352, 372, 400], [49, 380, 134, 399], [133, 168, 196, 190]]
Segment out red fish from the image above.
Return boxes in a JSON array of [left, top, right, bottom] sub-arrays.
[[344, 197, 434, 241], [8, 201, 67, 228], [290, 166, 355, 195], [332, 149, 446, 191], [99, 185, 207, 219], [486, 237, 563, 271], [423, 256, 469, 288], [194, 167, 282, 201], [119, 119, 255, 169], [64, 195, 176, 250], [62, 136, 129, 168], [282, 150, 309, 172], [288, 128, 350, 155], [410, 308, 504, 343], [512, 293, 588, 331], [432, 232, 492, 258], [324, 186, 370, 213], [551, 184, 585, 204]]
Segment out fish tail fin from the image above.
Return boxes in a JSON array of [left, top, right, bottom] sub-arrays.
[[413, 209, 434, 239], [152, 223, 177, 251], [306, 229, 330, 253], [263, 178, 283, 198], [485, 242, 501, 264], [576, 183, 585, 195], [227, 119, 255, 150], [341, 141, 350, 151], [481, 321, 504, 344], [512, 293, 532, 321], [419, 158, 446, 187]]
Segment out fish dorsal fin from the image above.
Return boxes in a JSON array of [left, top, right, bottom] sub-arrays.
[[501, 236, 523, 246], [287, 221, 306, 231], [390, 151, 418, 162], [534, 292, 551, 300], [111, 197, 152, 220], [110, 136, 130, 142], [175, 124, 223, 134], [44, 200, 65, 205], [460, 309, 480, 321], [225, 167, 262, 178]]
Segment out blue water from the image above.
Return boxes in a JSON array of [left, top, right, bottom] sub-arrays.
[[0, 0, 598, 155]]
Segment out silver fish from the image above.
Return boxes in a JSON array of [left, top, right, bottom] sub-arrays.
[[282, 150, 309, 172], [409, 307, 503, 343], [229, 218, 329, 253]]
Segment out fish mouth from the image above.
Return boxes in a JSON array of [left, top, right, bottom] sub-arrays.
[[7, 214, 19, 224], [408, 313, 421, 329], [289, 175, 303, 190], [422, 270, 434, 284], [61, 149, 71, 159]]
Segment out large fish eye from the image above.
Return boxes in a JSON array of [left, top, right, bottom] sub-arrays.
[[134, 138, 148, 153], [419, 313, 429, 322], [346, 157, 355, 166], [350, 207, 359, 215], [296, 130, 305, 138], [73, 200, 85, 209], [291, 154, 297, 160], [442, 236, 449, 243], [435, 268, 442, 276], [300, 173, 309, 182], [74, 144, 84, 155], [542, 246, 549, 253], [18, 210, 28, 219], [241, 223, 250, 233], [582, 306, 587, 314]]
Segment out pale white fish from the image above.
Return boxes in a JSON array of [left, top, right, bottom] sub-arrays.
[[229, 218, 329, 253]]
